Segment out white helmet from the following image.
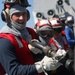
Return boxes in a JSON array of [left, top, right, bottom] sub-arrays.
[[49, 18, 64, 33], [34, 19, 53, 37], [49, 18, 63, 28], [35, 19, 52, 31], [66, 16, 74, 24]]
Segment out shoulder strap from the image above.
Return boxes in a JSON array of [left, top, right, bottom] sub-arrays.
[[0, 33, 20, 48], [26, 27, 38, 39]]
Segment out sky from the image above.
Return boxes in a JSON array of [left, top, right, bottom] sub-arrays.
[[0, 0, 35, 30]]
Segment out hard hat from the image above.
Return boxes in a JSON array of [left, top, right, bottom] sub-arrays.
[[49, 18, 64, 33], [35, 19, 52, 31], [49, 18, 63, 28], [66, 16, 74, 21], [34, 19, 53, 37], [65, 16, 74, 24], [3, 0, 31, 7]]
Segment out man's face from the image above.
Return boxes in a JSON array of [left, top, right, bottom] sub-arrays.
[[53, 28, 62, 38], [11, 12, 27, 24]]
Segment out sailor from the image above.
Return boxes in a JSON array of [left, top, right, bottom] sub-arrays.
[[48, 17, 72, 75], [49, 17, 68, 51], [0, 0, 61, 75], [34, 19, 53, 46], [64, 16, 75, 50]]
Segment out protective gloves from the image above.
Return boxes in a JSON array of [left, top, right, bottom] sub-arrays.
[[28, 39, 54, 55], [54, 49, 67, 60], [35, 61, 43, 73], [35, 56, 62, 73], [41, 56, 62, 71], [28, 39, 43, 54], [28, 44, 42, 54]]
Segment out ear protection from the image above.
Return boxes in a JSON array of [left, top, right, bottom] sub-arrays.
[[1, 8, 10, 22], [27, 10, 30, 21], [1, 8, 30, 22]]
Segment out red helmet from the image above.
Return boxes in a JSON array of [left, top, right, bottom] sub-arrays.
[[49, 18, 64, 33], [49, 18, 63, 28], [35, 19, 52, 31], [34, 19, 53, 37]]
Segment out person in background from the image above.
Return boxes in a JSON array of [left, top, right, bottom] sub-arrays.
[[0, 1, 61, 75], [49, 17, 72, 75], [64, 16, 74, 74], [48, 17, 68, 50], [31, 19, 53, 64], [64, 16, 75, 51], [33, 19, 67, 75], [34, 19, 53, 46]]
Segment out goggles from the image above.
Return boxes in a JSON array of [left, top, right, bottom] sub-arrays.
[[68, 20, 74, 24], [39, 30, 53, 37], [53, 28, 63, 33], [3, 0, 30, 7]]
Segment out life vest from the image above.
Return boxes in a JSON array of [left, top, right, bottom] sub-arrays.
[[48, 32, 68, 51], [0, 27, 43, 75]]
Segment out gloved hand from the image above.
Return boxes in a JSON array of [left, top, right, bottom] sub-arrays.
[[28, 39, 42, 54], [28, 44, 42, 54], [54, 49, 67, 60], [35, 61, 43, 73], [42, 56, 62, 71], [35, 56, 62, 73]]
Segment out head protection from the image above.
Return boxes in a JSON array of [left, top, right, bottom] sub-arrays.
[[65, 16, 74, 24], [35, 19, 52, 31], [3, 0, 31, 7], [34, 19, 53, 37], [49, 18, 64, 33], [49, 18, 63, 28], [1, 4, 30, 23]]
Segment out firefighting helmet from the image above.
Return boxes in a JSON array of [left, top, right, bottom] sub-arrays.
[[65, 16, 74, 24], [49, 18, 64, 33], [34, 19, 53, 37]]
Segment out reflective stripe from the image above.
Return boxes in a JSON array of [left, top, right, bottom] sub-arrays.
[[15, 36, 23, 48], [50, 43, 57, 51], [52, 37, 62, 49], [62, 36, 67, 44]]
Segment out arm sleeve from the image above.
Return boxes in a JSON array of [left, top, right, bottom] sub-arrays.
[[65, 28, 75, 45], [0, 38, 38, 75]]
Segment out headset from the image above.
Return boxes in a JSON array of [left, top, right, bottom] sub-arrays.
[[1, 0, 30, 22], [1, 7, 30, 22], [1, 8, 10, 23], [3, 0, 31, 7]]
